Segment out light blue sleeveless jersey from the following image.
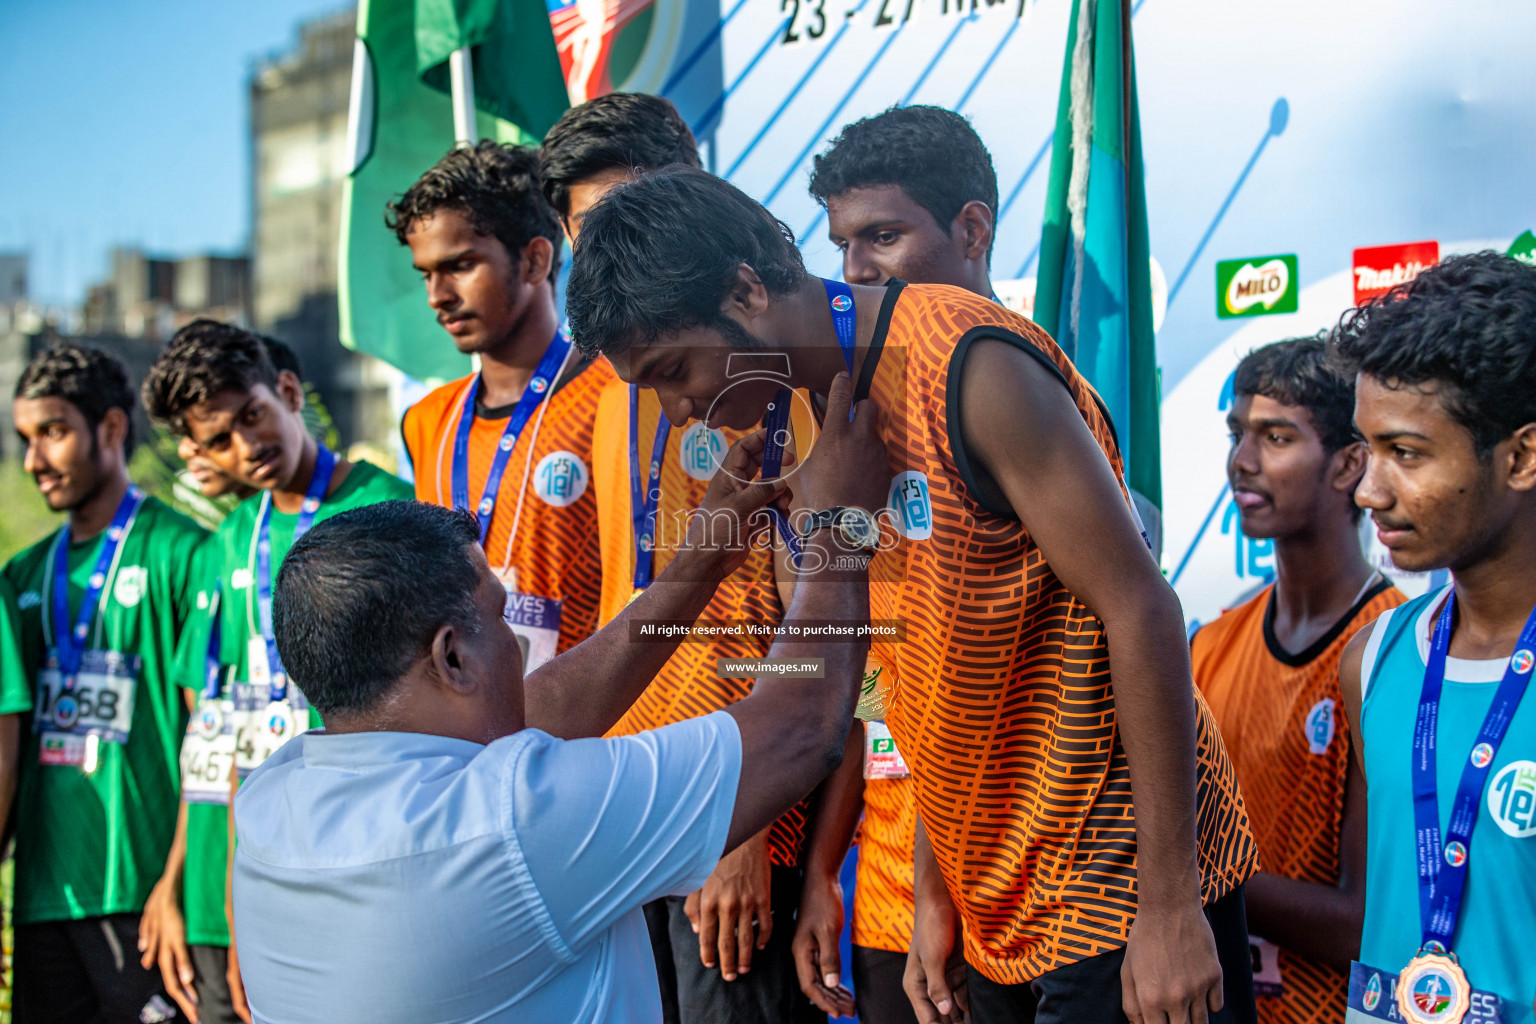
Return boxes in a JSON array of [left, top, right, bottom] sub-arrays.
[[1359, 587, 1536, 1023]]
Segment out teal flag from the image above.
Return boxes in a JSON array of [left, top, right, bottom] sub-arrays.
[[1034, 0, 1161, 507], [340, 0, 569, 383]]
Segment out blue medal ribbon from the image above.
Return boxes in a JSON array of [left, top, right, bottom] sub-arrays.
[[629, 384, 673, 590], [255, 445, 335, 703], [1412, 591, 1536, 952], [763, 280, 862, 564], [452, 331, 572, 545], [50, 485, 144, 685], [203, 583, 223, 702], [759, 390, 803, 564], [822, 278, 858, 384]]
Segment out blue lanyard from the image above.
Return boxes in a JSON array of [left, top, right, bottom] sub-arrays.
[[50, 486, 144, 682], [629, 384, 673, 590], [452, 332, 571, 545], [1412, 591, 1536, 951], [255, 445, 335, 702], [822, 278, 858, 384], [759, 389, 804, 564], [762, 280, 861, 564], [203, 583, 223, 702]]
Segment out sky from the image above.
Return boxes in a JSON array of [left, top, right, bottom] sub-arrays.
[[0, 0, 352, 307]]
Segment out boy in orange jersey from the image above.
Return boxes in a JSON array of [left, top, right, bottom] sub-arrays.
[[789, 104, 1003, 1024], [393, 143, 614, 666], [1193, 337, 1404, 1024], [542, 93, 825, 1024], [567, 167, 1261, 1024]]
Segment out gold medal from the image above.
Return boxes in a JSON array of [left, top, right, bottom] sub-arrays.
[[855, 657, 892, 721], [1396, 950, 1472, 1024], [627, 587, 644, 607]]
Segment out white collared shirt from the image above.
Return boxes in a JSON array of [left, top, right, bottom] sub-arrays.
[[231, 712, 741, 1023]]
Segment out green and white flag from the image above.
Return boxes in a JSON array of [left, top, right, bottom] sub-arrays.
[[340, 0, 569, 383], [1034, 0, 1160, 507]]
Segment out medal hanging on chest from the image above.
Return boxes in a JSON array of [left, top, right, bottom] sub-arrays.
[[1397, 592, 1536, 1024], [1396, 950, 1472, 1024], [40, 487, 145, 772]]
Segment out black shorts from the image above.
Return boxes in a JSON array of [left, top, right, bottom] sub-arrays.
[[644, 865, 827, 1024], [13, 913, 187, 1024], [852, 944, 919, 1024], [189, 945, 242, 1024], [966, 886, 1258, 1024]]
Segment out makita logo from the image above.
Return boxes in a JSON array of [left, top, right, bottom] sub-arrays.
[[1354, 261, 1431, 293], [1352, 241, 1439, 304]]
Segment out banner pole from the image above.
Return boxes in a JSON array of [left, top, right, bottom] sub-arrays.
[[449, 46, 477, 146]]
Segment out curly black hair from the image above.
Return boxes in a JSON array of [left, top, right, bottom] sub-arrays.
[[808, 105, 998, 257], [566, 167, 807, 358], [16, 344, 137, 457], [142, 319, 279, 433], [386, 142, 562, 278], [1332, 251, 1536, 457], [539, 93, 701, 218], [1235, 335, 1358, 454]]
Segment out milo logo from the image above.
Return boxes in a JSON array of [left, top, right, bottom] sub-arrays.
[[1215, 255, 1298, 318]]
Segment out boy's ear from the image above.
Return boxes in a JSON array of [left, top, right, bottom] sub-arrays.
[[1506, 422, 1536, 493], [276, 370, 305, 413], [1331, 441, 1367, 494], [98, 406, 130, 453], [725, 263, 770, 321]]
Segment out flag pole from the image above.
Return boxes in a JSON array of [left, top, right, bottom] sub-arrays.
[[450, 44, 479, 373], [449, 46, 477, 146]]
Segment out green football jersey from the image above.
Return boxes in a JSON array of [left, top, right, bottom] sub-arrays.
[[181, 460, 412, 946], [1, 494, 205, 925], [0, 575, 33, 714], [172, 536, 236, 947]]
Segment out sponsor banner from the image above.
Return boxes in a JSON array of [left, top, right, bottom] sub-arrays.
[[1216, 255, 1298, 318], [1352, 241, 1440, 305]]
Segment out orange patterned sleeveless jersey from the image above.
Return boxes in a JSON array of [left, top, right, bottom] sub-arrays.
[[862, 282, 1259, 984], [1192, 580, 1403, 1024], [852, 772, 917, 953], [401, 353, 614, 653], [591, 380, 808, 867]]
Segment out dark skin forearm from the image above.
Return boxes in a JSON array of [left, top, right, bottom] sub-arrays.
[[0, 713, 20, 838], [522, 547, 731, 740], [723, 372, 887, 852], [801, 722, 865, 883], [524, 429, 790, 741], [912, 813, 951, 911], [723, 544, 868, 852]]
